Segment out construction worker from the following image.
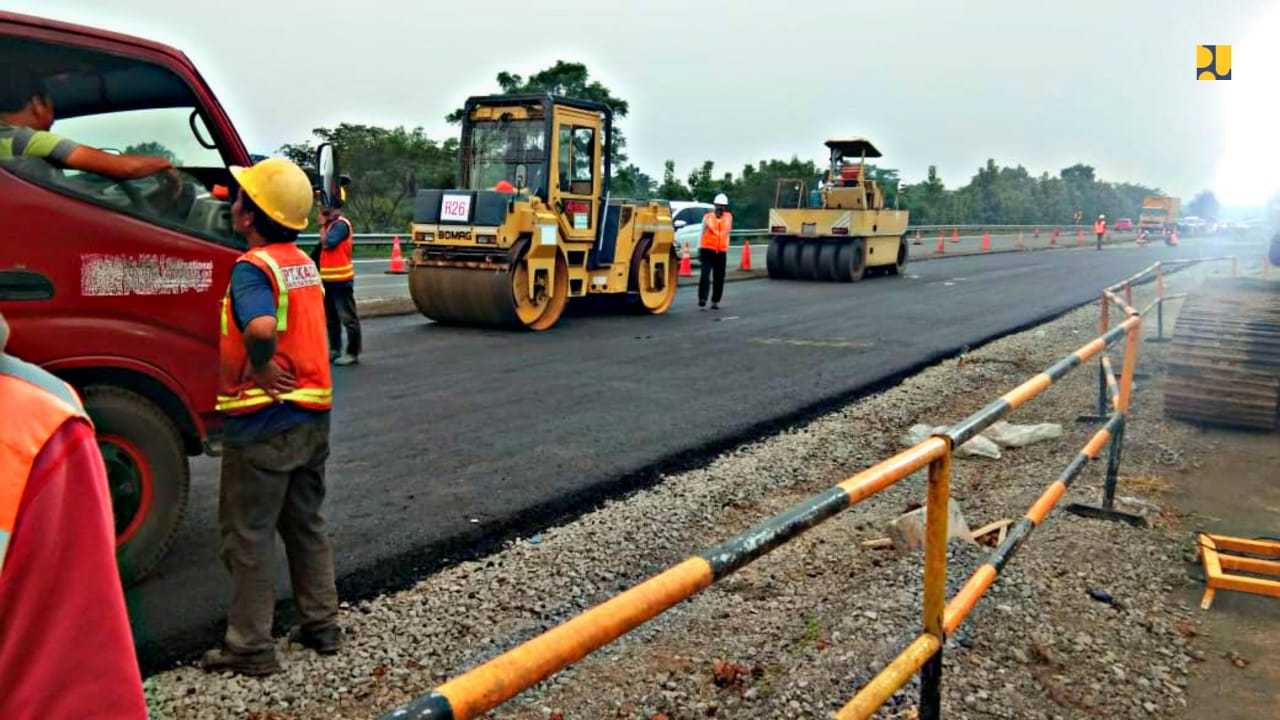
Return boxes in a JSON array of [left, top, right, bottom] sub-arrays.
[[699, 193, 733, 310], [203, 158, 341, 676], [318, 206, 361, 365], [0, 312, 148, 718], [1, 68, 176, 181], [1094, 214, 1107, 250]]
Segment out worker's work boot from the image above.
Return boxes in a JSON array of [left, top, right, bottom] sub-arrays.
[[200, 646, 282, 676], [329, 351, 340, 362], [334, 353, 359, 366], [711, 302, 720, 310], [288, 625, 344, 655]]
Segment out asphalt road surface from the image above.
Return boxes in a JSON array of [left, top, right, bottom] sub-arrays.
[[351, 230, 1143, 301], [129, 237, 1247, 670]]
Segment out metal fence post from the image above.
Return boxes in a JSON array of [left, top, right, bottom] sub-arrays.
[[1118, 321, 1141, 412], [920, 451, 951, 720], [1101, 415, 1125, 511]]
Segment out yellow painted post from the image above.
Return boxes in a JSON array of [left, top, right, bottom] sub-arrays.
[[919, 450, 951, 720], [1099, 293, 1109, 335], [1118, 320, 1142, 412]]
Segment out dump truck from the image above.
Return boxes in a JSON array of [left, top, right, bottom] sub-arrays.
[[0, 12, 338, 586], [408, 95, 677, 330], [1137, 195, 1180, 239], [766, 138, 909, 281]]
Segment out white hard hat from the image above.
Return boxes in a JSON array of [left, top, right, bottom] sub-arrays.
[[713, 193, 729, 206]]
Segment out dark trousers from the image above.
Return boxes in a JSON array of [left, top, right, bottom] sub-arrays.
[[324, 282, 362, 357], [218, 417, 338, 653], [1096, 233, 1104, 250], [698, 249, 727, 304]]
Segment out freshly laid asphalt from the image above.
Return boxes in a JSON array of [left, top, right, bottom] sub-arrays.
[[128, 238, 1234, 671]]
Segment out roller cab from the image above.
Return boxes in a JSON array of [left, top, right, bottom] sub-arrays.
[[766, 138, 910, 282], [409, 95, 676, 330]]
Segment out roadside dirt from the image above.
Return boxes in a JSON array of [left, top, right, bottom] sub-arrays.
[[146, 257, 1272, 719]]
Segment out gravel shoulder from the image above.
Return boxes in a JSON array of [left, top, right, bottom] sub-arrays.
[[146, 257, 1256, 720]]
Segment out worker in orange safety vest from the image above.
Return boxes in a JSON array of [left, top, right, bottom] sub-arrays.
[[698, 192, 733, 310], [1094, 214, 1107, 251], [0, 312, 147, 718], [318, 205, 361, 365], [203, 157, 341, 676]]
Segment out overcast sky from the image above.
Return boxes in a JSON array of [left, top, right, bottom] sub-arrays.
[[12, 0, 1278, 206]]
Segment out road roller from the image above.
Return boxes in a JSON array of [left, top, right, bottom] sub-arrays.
[[766, 138, 909, 282], [408, 94, 677, 330]]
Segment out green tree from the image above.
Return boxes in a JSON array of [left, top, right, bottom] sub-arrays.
[[124, 141, 179, 165], [611, 163, 655, 199], [1188, 190, 1220, 219], [656, 160, 691, 201], [280, 124, 458, 231], [447, 61, 630, 169]]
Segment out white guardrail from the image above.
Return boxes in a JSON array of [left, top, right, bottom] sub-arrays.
[[316, 225, 1102, 247]]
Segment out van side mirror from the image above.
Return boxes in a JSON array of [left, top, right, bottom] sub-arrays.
[[316, 143, 340, 208], [674, 219, 688, 229]]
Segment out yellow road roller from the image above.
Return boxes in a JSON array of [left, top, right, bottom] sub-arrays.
[[408, 95, 677, 330], [766, 138, 909, 281]]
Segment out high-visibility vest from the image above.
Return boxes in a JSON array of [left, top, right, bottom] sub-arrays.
[[0, 353, 87, 571], [318, 216, 355, 283], [1094, 220, 1106, 234], [700, 211, 733, 252], [217, 243, 333, 415]]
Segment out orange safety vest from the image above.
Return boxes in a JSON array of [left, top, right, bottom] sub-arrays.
[[700, 211, 733, 253], [217, 243, 333, 415], [0, 353, 87, 571], [318, 216, 355, 283], [1094, 220, 1106, 235]]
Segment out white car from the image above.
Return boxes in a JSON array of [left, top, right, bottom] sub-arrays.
[[669, 201, 714, 252]]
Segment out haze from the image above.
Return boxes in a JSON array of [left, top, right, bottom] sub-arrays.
[[13, 0, 1277, 206]]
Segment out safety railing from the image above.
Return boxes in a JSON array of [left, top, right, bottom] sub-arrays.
[[376, 255, 1255, 720], [316, 225, 1102, 247]]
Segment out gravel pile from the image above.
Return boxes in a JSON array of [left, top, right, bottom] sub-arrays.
[[146, 260, 1238, 719]]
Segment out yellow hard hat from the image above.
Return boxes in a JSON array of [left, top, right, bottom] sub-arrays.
[[230, 157, 314, 231]]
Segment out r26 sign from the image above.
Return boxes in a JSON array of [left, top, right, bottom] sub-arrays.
[[441, 194, 472, 223]]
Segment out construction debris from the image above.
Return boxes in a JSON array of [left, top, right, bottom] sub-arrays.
[[1165, 277, 1280, 430], [886, 498, 975, 551], [985, 420, 1064, 447]]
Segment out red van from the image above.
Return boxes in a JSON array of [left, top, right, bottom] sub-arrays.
[[0, 12, 334, 585]]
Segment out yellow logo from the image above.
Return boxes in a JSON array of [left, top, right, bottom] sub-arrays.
[[1197, 45, 1231, 80]]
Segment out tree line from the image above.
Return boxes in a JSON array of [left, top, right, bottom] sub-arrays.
[[275, 61, 1209, 233]]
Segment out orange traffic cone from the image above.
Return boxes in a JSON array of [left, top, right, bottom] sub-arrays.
[[936, 230, 945, 254], [912, 229, 922, 246], [740, 239, 753, 271], [950, 227, 959, 243], [1076, 228, 1084, 247], [1050, 228, 1059, 246], [1016, 231, 1025, 251], [678, 243, 693, 276], [981, 231, 991, 252], [386, 235, 408, 274]]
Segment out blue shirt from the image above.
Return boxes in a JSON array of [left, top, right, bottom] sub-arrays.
[[223, 253, 327, 446]]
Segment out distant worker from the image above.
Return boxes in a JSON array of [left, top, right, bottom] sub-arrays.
[[203, 158, 341, 676], [0, 312, 148, 718], [1094, 214, 1107, 251], [1, 68, 175, 181], [698, 193, 733, 310], [318, 206, 361, 366]]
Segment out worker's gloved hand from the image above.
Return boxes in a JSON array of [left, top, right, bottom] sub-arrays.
[[251, 359, 297, 400]]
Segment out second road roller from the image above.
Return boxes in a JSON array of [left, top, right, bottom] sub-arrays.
[[766, 138, 909, 282], [408, 94, 677, 330]]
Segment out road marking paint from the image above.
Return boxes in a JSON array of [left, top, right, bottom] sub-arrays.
[[751, 338, 873, 349]]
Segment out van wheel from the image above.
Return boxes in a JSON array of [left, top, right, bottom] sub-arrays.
[[83, 386, 190, 587]]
